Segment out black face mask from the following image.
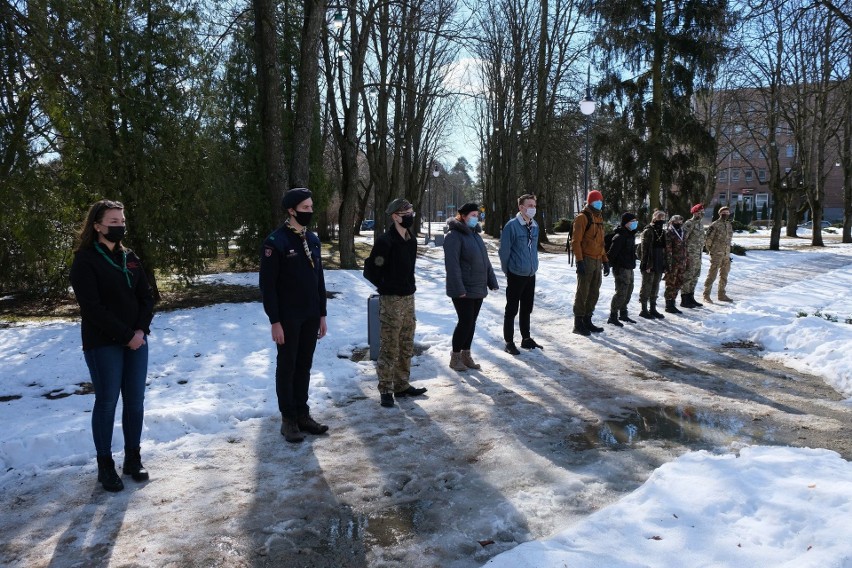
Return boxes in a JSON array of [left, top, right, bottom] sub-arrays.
[[399, 214, 414, 229], [103, 225, 125, 243], [672, 223, 683, 230], [293, 211, 313, 227], [653, 220, 665, 229]]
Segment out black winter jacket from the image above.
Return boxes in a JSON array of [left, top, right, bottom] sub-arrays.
[[639, 223, 667, 274], [70, 244, 155, 351], [608, 226, 638, 270], [259, 224, 327, 324], [363, 226, 417, 296]]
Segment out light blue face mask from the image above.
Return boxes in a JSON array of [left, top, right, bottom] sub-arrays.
[[591, 200, 603, 210], [628, 221, 638, 231], [466, 216, 479, 228]]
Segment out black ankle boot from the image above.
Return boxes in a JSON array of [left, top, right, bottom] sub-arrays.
[[619, 309, 637, 323], [607, 311, 623, 327], [584, 316, 604, 333], [122, 447, 149, 481], [638, 302, 653, 319], [649, 302, 665, 319], [572, 316, 590, 336], [665, 299, 683, 314], [97, 455, 124, 492]]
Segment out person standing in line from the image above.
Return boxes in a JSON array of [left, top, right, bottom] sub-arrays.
[[703, 206, 735, 303], [680, 203, 706, 308], [259, 188, 329, 443], [606, 212, 639, 326], [443, 202, 499, 371], [499, 194, 543, 355], [572, 190, 609, 336], [363, 198, 428, 408], [70, 199, 155, 492], [664, 215, 688, 314], [638, 209, 668, 319]]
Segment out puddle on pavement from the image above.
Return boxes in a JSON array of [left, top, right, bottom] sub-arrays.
[[326, 502, 424, 550], [561, 406, 776, 451]]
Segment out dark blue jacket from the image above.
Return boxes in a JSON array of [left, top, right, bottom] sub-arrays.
[[608, 226, 638, 270], [259, 224, 327, 323], [443, 218, 498, 299]]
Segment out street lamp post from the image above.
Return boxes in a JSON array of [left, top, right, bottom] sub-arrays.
[[579, 65, 596, 198], [427, 163, 439, 244]]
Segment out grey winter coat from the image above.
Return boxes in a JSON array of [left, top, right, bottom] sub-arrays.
[[443, 218, 498, 299]]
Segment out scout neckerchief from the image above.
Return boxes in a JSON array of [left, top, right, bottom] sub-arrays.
[[95, 242, 132, 288], [285, 219, 314, 268]]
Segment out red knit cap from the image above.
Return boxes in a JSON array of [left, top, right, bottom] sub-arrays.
[[690, 203, 704, 214], [587, 190, 603, 203]]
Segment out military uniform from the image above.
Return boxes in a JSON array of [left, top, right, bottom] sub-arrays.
[[681, 213, 705, 305], [664, 224, 688, 302], [703, 214, 734, 302]]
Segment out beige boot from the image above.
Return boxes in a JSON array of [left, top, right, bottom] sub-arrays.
[[460, 350, 481, 370], [718, 293, 733, 302], [449, 351, 467, 372], [702, 290, 714, 304]]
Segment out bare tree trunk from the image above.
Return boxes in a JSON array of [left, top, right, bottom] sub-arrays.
[[290, 0, 327, 188], [253, 0, 288, 227]]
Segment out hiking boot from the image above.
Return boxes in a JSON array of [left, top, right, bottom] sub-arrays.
[[395, 385, 427, 398], [718, 293, 734, 302], [702, 292, 713, 304], [520, 338, 543, 350], [572, 316, 590, 336], [449, 351, 467, 371], [280, 417, 305, 443], [665, 299, 682, 314], [122, 447, 149, 482], [460, 350, 481, 369], [607, 311, 624, 327], [638, 302, 653, 319], [680, 293, 696, 308], [97, 455, 124, 492], [619, 309, 637, 323], [584, 316, 604, 333], [690, 294, 703, 308], [298, 414, 329, 435], [505, 342, 521, 355], [380, 393, 395, 408], [649, 302, 665, 319]]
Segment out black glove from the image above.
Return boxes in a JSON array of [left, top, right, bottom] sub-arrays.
[[576, 260, 586, 275], [603, 262, 610, 277]]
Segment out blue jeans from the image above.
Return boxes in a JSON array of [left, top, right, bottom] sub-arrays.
[[84, 341, 149, 456]]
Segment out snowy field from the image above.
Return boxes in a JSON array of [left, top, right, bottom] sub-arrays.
[[1, 227, 851, 567]]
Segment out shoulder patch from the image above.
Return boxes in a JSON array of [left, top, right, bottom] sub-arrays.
[[374, 256, 385, 267]]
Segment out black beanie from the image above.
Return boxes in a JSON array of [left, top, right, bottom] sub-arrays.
[[282, 188, 312, 210], [621, 212, 637, 226]]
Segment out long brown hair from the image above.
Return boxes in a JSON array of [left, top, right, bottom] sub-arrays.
[[75, 199, 124, 252]]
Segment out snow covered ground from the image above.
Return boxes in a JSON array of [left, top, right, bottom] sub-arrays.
[[1, 229, 851, 567]]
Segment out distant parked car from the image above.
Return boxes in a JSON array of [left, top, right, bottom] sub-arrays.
[[360, 219, 375, 231], [798, 220, 832, 229]]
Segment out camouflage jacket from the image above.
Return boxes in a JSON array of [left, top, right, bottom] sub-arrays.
[[705, 218, 733, 256], [683, 216, 705, 258], [665, 226, 688, 273]]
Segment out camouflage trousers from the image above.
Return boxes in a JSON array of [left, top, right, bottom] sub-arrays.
[[609, 267, 634, 312], [703, 254, 731, 297], [639, 270, 663, 305], [573, 257, 602, 317], [377, 294, 415, 395], [681, 252, 702, 295], [664, 267, 686, 301]]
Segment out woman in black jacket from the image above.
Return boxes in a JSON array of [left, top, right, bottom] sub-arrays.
[[70, 200, 154, 492]]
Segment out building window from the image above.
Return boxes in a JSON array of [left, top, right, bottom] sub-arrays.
[[745, 169, 754, 182], [732, 169, 740, 182], [786, 144, 794, 158], [718, 193, 728, 205], [758, 169, 767, 181], [719, 170, 728, 182], [756, 193, 770, 219]]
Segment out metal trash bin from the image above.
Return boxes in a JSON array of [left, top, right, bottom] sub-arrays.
[[368, 294, 380, 361]]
